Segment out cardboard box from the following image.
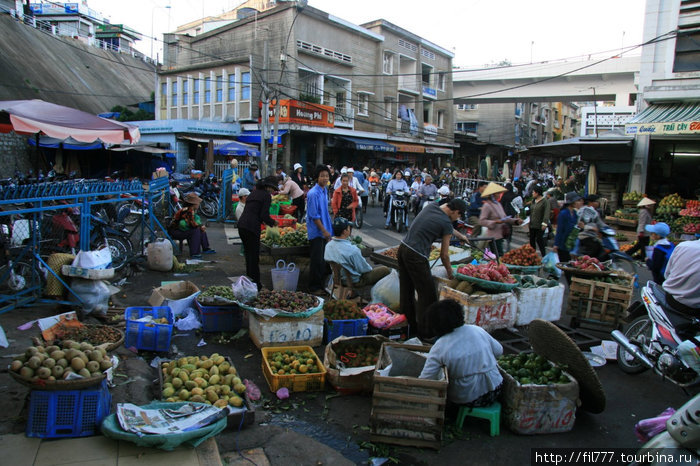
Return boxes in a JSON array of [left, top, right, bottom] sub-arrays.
[[500, 366, 579, 435], [323, 335, 389, 395], [439, 287, 517, 332], [247, 309, 324, 348], [148, 281, 200, 316]]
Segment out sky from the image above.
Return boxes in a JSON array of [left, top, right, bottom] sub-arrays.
[[88, 0, 647, 67]]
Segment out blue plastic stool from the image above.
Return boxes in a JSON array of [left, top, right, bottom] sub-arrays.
[[456, 401, 501, 436]]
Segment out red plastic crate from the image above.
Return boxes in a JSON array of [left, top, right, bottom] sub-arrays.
[[261, 215, 297, 230]]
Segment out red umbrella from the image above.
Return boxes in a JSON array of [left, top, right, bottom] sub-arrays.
[[0, 99, 139, 144]]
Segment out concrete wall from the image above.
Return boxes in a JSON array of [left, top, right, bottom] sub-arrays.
[[0, 132, 32, 174], [0, 14, 155, 114]]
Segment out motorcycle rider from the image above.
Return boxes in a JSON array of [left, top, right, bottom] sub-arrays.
[[437, 185, 451, 206], [417, 174, 438, 211], [385, 170, 409, 229], [663, 236, 700, 320], [410, 174, 424, 213]]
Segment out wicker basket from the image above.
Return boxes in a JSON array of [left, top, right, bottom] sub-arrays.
[[9, 370, 106, 391]]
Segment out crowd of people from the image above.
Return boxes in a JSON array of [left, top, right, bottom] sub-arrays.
[[168, 158, 700, 408]]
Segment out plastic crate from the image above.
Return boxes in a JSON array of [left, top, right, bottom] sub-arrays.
[[262, 215, 297, 231], [261, 345, 326, 393], [195, 299, 243, 333], [324, 318, 369, 344], [125, 306, 173, 352], [269, 203, 280, 215], [27, 380, 111, 438]]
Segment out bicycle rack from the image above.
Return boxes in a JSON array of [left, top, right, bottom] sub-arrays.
[[219, 168, 236, 223], [0, 179, 156, 315]]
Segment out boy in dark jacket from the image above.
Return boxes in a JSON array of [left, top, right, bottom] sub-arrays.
[[645, 222, 675, 284]]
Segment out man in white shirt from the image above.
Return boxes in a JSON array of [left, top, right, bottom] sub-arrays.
[[334, 167, 364, 194]]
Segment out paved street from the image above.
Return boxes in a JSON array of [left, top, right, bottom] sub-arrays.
[[0, 208, 696, 465]]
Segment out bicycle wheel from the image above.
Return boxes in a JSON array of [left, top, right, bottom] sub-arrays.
[[355, 208, 363, 229], [199, 198, 218, 219], [101, 237, 131, 271], [0, 261, 33, 294], [123, 201, 143, 226]]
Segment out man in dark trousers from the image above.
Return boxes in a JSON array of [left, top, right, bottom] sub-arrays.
[[398, 199, 468, 339], [467, 181, 487, 237], [528, 184, 551, 256]]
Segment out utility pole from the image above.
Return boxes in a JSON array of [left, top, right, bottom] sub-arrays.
[[260, 40, 269, 176], [272, 95, 281, 175]]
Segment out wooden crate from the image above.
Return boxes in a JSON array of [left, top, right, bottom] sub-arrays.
[[370, 342, 447, 450], [567, 276, 633, 325]]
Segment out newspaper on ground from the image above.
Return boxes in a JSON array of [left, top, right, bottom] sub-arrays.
[[116, 402, 244, 435]]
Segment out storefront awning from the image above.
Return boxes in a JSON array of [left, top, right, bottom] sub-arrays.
[[28, 136, 103, 150], [625, 102, 700, 135], [391, 143, 425, 153], [237, 130, 287, 145], [526, 133, 634, 159], [425, 146, 454, 155], [336, 136, 396, 152]]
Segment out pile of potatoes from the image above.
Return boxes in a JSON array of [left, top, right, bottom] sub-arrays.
[[9, 341, 112, 382], [161, 353, 246, 409]]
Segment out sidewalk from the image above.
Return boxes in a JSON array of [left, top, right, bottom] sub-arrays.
[[0, 434, 223, 466]]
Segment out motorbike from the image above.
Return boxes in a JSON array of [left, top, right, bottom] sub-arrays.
[[197, 174, 221, 219], [417, 194, 437, 214], [612, 280, 700, 388], [353, 197, 363, 229], [379, 180, 389, 203], [370, 181, 379, 207], [88, 209, 133, 271], [389, 190, 409, 233], [601, 226, 638, 275], [629, 395, 700, 465]]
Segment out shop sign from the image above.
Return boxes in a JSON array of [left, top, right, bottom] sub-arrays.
[[262, 100, 335, 128], [392, 143, 425, 153], [625, 121, 700, 135]]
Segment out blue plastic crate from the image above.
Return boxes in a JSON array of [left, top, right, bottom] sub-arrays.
[[27, 380, 111, 438], [125, 306, 173, 352], [195, 299, 243, 333], [323, 318, 369, 344]]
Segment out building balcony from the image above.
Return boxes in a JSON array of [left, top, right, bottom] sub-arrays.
[[398, 76, 420, 95], [334, 107, 354, 128], [422, 85, 437, 99]]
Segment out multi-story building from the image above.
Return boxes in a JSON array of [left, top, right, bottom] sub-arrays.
[[454, 100, 579, 168], [156, 1, 455, 173], [624, 0, 700, 199]]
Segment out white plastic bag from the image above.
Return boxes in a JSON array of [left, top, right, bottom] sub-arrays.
[[70, 279, 115, 315], [543, 251, 561, 278], [72, 249, 112, 270], [370, 269, 400, 311], [233, 275, 258, 303], [175, 308, 202, 331]]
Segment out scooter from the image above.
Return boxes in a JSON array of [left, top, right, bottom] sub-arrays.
[[630, 395, 700, 465], [418, 195, 437, 214], [612, 281, 700, 388], [369, 181, 379, 206], [389, 190, 409, 233]]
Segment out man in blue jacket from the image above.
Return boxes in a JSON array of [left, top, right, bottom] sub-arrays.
[[306, 165, 333, 294], [553, 192, 583, 262]]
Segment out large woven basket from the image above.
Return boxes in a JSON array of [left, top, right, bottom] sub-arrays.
[[9, 370, 106, 391]]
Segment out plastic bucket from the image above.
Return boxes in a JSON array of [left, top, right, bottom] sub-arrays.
[[147, 238, 173, 272], [271, 259, 299, 291]]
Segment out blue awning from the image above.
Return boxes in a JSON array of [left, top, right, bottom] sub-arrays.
[[337, 136, 396, 152], [28, 136, 103, 150], [238, 130, 287, 145], [211, 140, 260, 157]]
